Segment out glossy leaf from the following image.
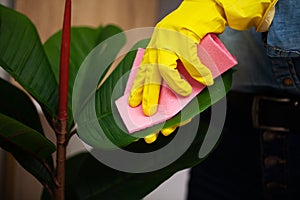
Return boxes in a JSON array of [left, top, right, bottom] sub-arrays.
[[64, 106, 219, 200], [0, 4, 58, 117], [69, 37, 233, 199], [0, 78, 43, 132], [44, 25, 123, 130], [73, 39, 143, 148], [0, 113, 56, 185], [0, 78, 55, 189], [74, 37, 234, 148]]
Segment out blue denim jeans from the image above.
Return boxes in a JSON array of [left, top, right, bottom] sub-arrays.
[[266, 0, 300, 57], [187, 51, 300, 199]]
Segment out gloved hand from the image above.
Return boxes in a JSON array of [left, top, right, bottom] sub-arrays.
[[129, 0, 277, 117], [129, 0, 225, 116]]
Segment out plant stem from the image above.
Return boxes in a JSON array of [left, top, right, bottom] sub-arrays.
[[55, 120, 67, 200], [66, 129, 76, 145], [55, 0, 71, 199], [58, 2, 71, 120]]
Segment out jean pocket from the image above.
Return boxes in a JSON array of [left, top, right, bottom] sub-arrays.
[[269, 57, 300, 92]]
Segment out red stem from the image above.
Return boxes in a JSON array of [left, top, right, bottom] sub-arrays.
[[58, 0, 71, 121]]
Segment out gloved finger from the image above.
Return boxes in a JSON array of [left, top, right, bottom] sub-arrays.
[[180, 44, 214, 86], [129, 49, 162, 116], [142, 79, 161, 116], [157, 50, 192, 96], [144, 132, 159, 144], [128, 63, 147, 108], [142, 49, 162, 116], [144, 118, 193, 144], [161, 118, 192, 136], [161, 126, 177, 137]]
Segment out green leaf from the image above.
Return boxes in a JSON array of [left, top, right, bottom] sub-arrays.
[[69, 36, 233, 199], [0, 4, 58, 117], [0, 113, 56, 186], [65, 152, 177, 200], [0, 77, 55, 188], [73, 39, 139, 148], [44, 24, 123, 130], [44, 26, 102, 84], [69, 38, 233, 198], [64, 110, 214, 200], [0, 78, 43, 132], [74, 38, 234, 148]]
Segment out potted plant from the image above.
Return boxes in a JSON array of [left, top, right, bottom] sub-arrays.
[[0, 1, 233, 199]]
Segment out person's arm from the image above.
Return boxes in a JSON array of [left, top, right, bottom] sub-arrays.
[[216, 0, 277, 32]]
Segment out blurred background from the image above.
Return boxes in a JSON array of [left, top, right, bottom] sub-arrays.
[[0, 0, 192, 199]]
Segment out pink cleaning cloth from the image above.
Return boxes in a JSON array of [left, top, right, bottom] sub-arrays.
[[115, 34, 237, 134]]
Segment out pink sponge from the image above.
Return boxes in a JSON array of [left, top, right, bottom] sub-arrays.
[[115, 34, 237, 134]]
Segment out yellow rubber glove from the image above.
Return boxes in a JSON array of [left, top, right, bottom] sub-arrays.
[[161, 118, 192, 137], [144, 118, 193, 144], [129, 0, 277, 116], [144, 132, 159, 144]]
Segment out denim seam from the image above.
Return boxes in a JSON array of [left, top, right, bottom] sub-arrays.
[[266, 45, 300, 58]]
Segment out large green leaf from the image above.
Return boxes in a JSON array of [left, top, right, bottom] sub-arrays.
[[69, 38, 233, 199], [0, 113, 56, 186], [66, 152, 172, 200], [0, 77, 55, 190], [74, 38, 234, 148], [67, 26, 234, 199], [0, 4, 58, 117], [44, 24, 123, 131], [0, 78, 43, 132], [44, 26, 102, 83], [72, 38, 143, 148], [66, 69, 231, 200], [64, 106, 218, 199], [43, 25, 124, 87]]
